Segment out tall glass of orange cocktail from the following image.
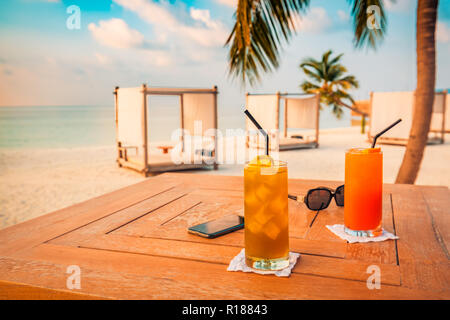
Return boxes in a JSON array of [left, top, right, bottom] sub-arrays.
[[244, 156, 289, 270], [344, 148, 383, 237]]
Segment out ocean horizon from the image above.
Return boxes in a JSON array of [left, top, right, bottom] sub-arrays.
[[0, 105, 351, 149]]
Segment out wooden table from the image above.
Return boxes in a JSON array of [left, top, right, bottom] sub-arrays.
[[0, 173, 449, 299]]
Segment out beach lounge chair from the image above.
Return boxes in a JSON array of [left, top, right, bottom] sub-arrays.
[[369, 91, 447, 145], [114, 84, 219, 176], [245, 92, 320, 151]]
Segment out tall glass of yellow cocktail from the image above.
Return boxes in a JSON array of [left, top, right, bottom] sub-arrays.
[[244, 156, 289, 270]]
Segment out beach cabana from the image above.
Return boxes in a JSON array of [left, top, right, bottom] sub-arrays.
[[114, 84, 219, 176], [369, 91, 447, 145], [245, 92, 320, 151]]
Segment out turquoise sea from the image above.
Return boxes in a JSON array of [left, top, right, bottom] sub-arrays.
[[0, 105, 351, 149]]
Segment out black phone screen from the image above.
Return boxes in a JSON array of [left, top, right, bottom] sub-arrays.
[[188, 215, 244, 238]]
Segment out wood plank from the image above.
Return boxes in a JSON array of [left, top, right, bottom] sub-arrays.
[[158, 197, 243, 230], [391, 187, 450, 293], [292, 255, 400, 286], [304, 205, 347, 242], [77, 234, 400, 285], [392, 188, 449, 263], [160, 173, 344, 193], [133, 229, 347, 259], [189, 188, 243, 198], [49, 186, 195, 247], [0, 174, 181, 256], [420, 186, 450, 256], [290, 238, 347, 258], [161, 173, 244, 191], [9, 244, 440, 299], [115, 196, 243, 238], [112, 193, 204, 237], [0, 280, 105, 300]]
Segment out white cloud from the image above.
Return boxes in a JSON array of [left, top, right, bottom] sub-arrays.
[[85, 1, 230, 74], [385, 0, 414, 13], [146, 51, 172, 67], [437, 22, 450, 43], [94, 53, 112, 65], [113, 0, 228, 48], [337, 9, 350, 22], [88, 18, 144, 49], [190, 8, 218, 29], [215, 0, 237, 7], [294, 7, 331, 34]]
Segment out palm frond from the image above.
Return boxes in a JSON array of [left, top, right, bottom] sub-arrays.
[[335, 75, 359, 89], [331, 104, 344, 119], [226, 0, 310, 85], [348, 0, 387, 49], [299, 57, 322, 70], [327, 65, 346, 82], [301, 67, 322, 83], [300, 57, 325, 81], [300, 81, 320, 93], [328, 53, 344, 66]]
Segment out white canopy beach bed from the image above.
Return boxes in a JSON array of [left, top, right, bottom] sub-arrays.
[[114, 84, 219, 176], [369, 91, 447, 145], [245, 92, 320, 151]]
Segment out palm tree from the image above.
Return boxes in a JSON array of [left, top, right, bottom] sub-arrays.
[[226, 0, 439, 185], [396, 0, 438, 184], [300, 50, 360, 119]]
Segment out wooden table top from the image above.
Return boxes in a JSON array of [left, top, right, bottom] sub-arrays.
[[0, 173, 449, 300]]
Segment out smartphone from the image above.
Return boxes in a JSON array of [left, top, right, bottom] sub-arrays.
[[188, 215, 244, 239]]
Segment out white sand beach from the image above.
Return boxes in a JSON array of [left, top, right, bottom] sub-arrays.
[[1, 126, 449, 229]]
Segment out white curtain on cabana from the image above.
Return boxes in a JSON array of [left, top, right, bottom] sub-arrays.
[[285, 96, 317, 129], [116, 87, 145, 162], [246, 95, 279, 150], [430, 92, 446, 132], [182, 93, 216, 136], [246, 95, 279, 130], [181, 93, 216, 162], [370, 92, 414, 140]]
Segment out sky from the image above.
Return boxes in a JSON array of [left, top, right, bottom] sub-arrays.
[[0, 0, 449, 110]]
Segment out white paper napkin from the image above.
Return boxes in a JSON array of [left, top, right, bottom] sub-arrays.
[[326, 224, 399, 243], [227, 248, 300, 277]]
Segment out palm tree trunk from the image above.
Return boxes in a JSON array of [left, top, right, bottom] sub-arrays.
[[395, 0, 438, 184]]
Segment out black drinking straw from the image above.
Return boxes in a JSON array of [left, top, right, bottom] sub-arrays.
[[371, 119, 402, 148], [244, 109, 269, 156]]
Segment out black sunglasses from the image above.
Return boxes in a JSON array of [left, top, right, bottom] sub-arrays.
[[288, 185, 344, 211]]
